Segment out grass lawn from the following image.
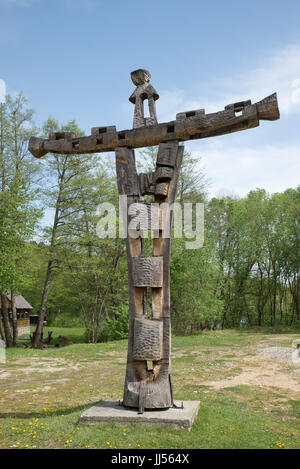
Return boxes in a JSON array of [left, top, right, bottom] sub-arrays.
[[0, 327, 299, 449]]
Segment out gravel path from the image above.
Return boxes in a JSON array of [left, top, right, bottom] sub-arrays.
[[259, 346, 300, 367]]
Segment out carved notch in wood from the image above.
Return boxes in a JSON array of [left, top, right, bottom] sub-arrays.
[[132, 257, 163, 288], [133, 318, 163, 361]]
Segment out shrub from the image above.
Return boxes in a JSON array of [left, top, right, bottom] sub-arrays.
[[98, 304, 129, 342]]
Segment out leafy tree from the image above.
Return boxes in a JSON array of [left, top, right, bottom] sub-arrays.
[[57, 162, 128, 343], [207, 188, 300, 328], [0, 93, 41, 347], [171, 235, 223, 334], [32, 118, 97, 347]]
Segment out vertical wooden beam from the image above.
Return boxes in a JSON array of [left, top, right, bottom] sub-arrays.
[[117, 142, 184, 410]]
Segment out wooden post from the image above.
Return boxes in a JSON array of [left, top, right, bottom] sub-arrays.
[[116, 141, 183, 410]]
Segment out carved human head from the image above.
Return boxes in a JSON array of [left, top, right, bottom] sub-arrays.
[[131, 69, 151, 86]]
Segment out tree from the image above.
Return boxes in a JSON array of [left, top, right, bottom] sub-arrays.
[[32, 118, 96, 347], [206, 187, 300, 328], [270, 188, 300, 323], [57, 162, 128, 343], [171, 235, 223, 334], [0, 93, 41, 347]]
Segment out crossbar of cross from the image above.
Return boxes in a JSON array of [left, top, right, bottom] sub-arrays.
[[29, 92, 279, 159]]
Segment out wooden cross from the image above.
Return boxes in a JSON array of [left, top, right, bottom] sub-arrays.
[[29, 69, 279, 413]]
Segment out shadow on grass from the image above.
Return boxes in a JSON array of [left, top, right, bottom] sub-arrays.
[[0, 402, 92, 420]]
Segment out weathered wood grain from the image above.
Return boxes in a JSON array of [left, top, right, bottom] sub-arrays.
[[28, 93, 280, 158], [115, 147, 140, 196], [152, 287, 163, 319], [129, 69, 159, 129], [128, 202, 162, 232], [256, 93, 280, 121], [155, 166, 174, 182], [122, 142, 183, 410], [133, 318, 163, 361], [138, 172, 156, 196], [156, 141, 179, 168], [133, 287, 145, 319], [154, 182, 169, 198], [115, 147, 144, 409], [160, 146, 184, 322], [176, 108, 205, 120], [132, 257, 163, 287], [91, 125, 117, 136]]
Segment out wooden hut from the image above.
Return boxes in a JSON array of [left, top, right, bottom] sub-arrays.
[[0, 295, 32, 335]]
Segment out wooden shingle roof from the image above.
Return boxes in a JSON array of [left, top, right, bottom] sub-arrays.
[[13, 296, 33, 310], [0, 295, 33, 310]]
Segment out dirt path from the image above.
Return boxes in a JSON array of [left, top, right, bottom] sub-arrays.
[[202, 355, 299, 393], [201, 335, 300, 396]]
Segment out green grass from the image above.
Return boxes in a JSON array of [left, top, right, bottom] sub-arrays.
[[0, 328, 299, 449]]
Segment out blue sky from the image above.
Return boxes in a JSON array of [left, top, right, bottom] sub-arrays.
[[1, 0, 300, 198]]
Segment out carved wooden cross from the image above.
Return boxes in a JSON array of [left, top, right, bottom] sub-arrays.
[[29, 69, 279, 413]]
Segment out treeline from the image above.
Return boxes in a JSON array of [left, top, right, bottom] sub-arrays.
[[0, 93, 299, 347], [171, 188, 300, 334]]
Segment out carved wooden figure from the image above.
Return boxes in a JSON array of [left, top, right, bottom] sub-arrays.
[[28, 69, 280, 413], [129, 69, 159, 129]]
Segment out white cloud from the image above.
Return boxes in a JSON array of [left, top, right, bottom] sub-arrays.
[[155, 43, 300, 198], [158, 43, 300, 122], [192, 141, 300, 198], [238, 44, 300, 114], [0, 79, 6, 103]]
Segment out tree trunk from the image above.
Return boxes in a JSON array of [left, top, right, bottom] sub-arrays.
[[290, 272, 300, 322], [11, 291, 18, 347], [257, 264, 264, 326], [33, 258, 53, 348], [33, 187, 62, 348], [0, 316, 5, 340], [1, 294, 13, 347]]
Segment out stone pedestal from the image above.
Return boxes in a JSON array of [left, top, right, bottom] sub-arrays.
[[80, 400, 200, 432]]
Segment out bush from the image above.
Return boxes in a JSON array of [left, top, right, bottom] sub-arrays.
[[98, 304, 129, 342], [46, 312, 83, 328]]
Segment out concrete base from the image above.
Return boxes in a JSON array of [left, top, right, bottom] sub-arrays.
[[80, 400, 200, 431]]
